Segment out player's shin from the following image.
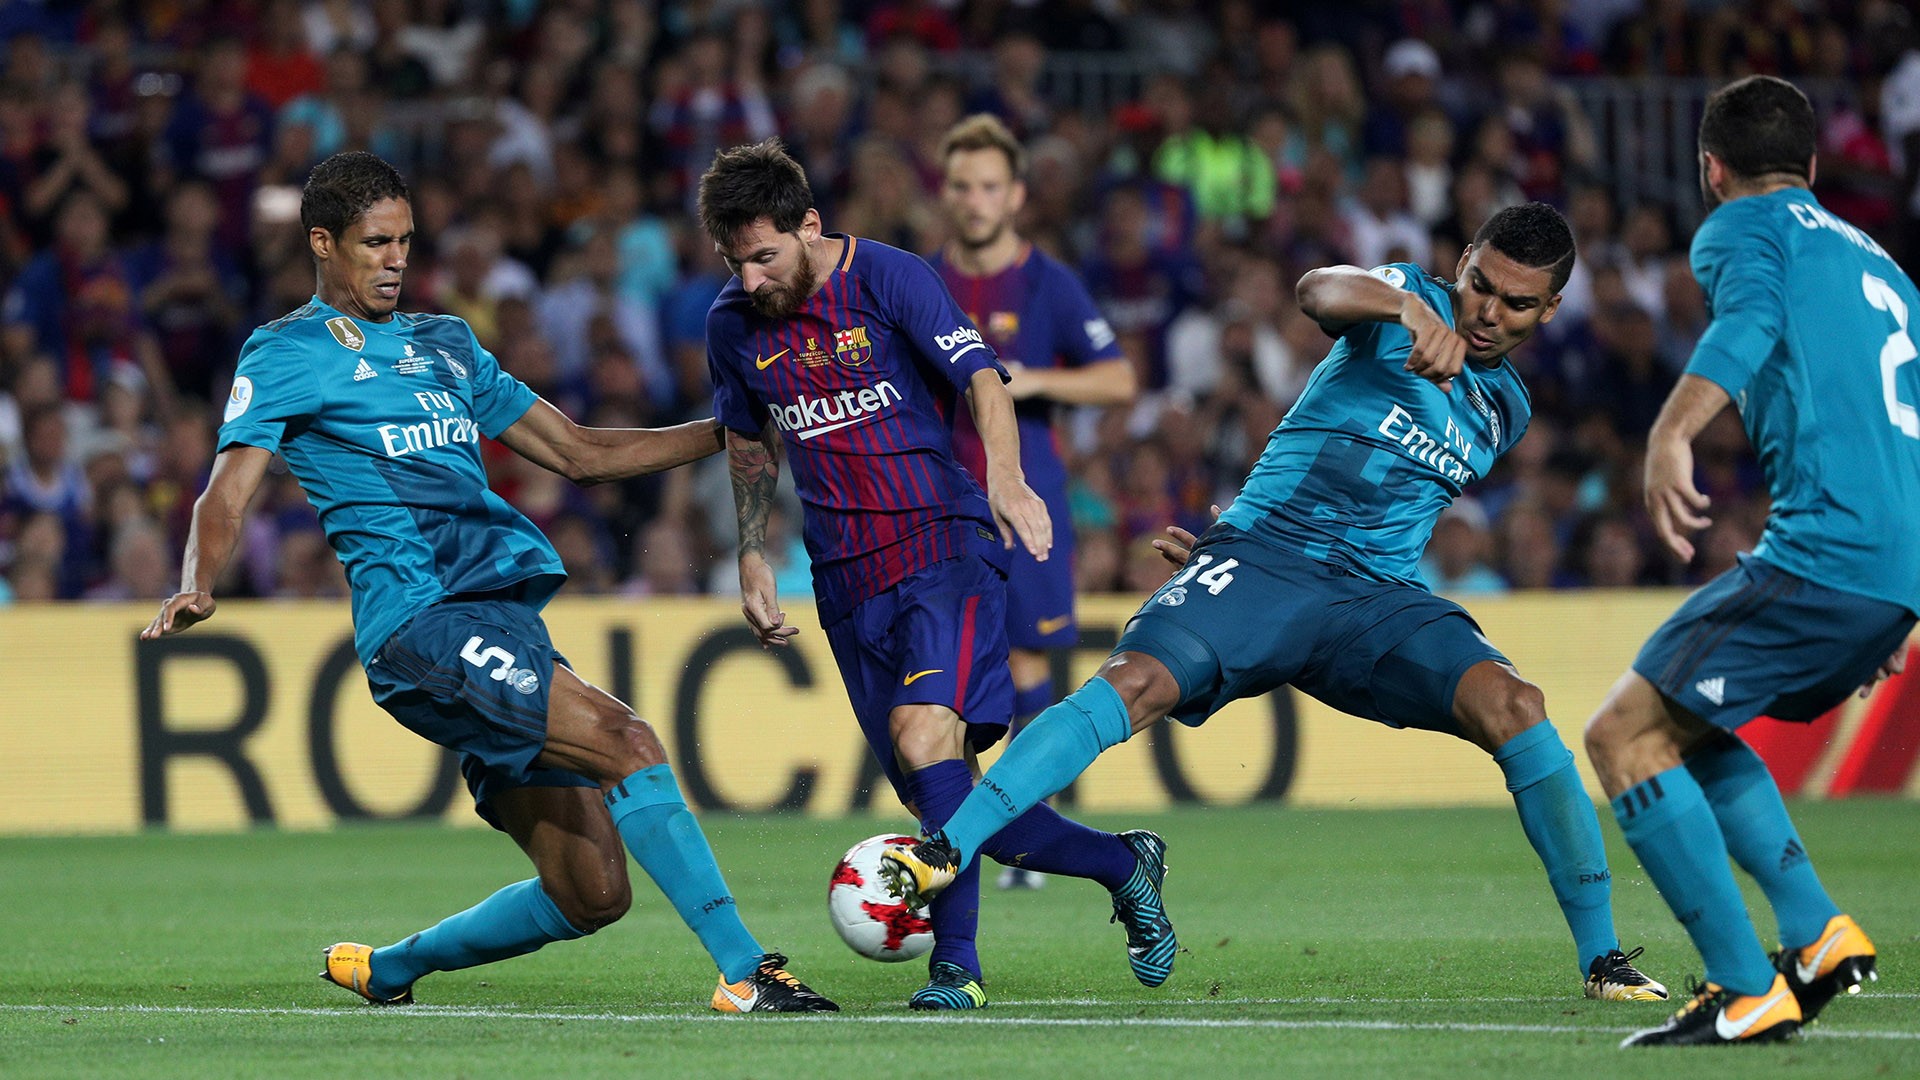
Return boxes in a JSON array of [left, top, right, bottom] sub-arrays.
[[368, 878, 586, 997], [1612, 765, 1779, 996], [907, 760, 986, 980], [1685, 734, 1840, 951], [1495, 721, 1617, 973], [940, 676, 1134, 868], [603, 764, 763, 983]]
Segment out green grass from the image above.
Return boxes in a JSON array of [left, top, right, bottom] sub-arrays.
[[2, 802, 1916, 1078]]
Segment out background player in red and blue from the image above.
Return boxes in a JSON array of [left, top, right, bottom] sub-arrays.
[[699, 140, 1175, 1009], [930, 115, 1139, 890]]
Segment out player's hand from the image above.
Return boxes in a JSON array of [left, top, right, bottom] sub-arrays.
[[989, 473, 1052, 561], [738, 554, 798, 649], [1644, 434, 1712, 561], [1152, 504, 1223, 568], [1400, 296, 1464, 391], [141, 591, 216, 639], [1857, 645, 1910, 699], [1003, 362, 1041, 401]]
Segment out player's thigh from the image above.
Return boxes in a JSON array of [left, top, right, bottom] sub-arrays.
[[535, 661, 666, 782], [887, 554, 1016, 748], [1633, 554, 1917, 730], [1113, 527, 1316, 728], [823, 595, 915, 804], [492, 783, 632, 931], [1303, 596, 1501, 741]]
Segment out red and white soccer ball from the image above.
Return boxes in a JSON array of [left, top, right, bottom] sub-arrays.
[[828, 834, 935, 962]]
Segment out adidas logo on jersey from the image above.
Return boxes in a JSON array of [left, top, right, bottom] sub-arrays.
[[1695, 676, 1726, 706], [352, 358, 379, 382]]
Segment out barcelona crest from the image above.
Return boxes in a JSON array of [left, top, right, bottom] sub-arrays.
[[833, 325, 872, 367]]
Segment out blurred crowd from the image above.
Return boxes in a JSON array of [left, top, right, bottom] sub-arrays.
[[2, 0, 1916, 607]]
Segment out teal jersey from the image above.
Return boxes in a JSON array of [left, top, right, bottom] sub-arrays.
[[1219, 264, 1532, 587], [218, 298, 563, 663], [1687, 189, 1920, 614]]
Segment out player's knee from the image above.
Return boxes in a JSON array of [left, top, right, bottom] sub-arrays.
[[604, 710, 667, 776], [1097, 653, 1181, 730], [1464, 675, 1547, 751], [888, 707, 961, 769]]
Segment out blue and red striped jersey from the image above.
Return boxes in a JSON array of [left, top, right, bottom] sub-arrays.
[[930, 244, 1122, 497], [707, 235, 1010, 623]]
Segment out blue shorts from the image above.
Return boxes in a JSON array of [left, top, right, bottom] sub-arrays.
[[1005, 483, 1078, 650], [1115, 525, 1508, 733], [1633, 553, 1917, 729], [823, 554, 1015, 803], [367, 596, 598, 830]]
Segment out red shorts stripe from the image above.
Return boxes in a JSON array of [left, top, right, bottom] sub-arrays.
[[953, 594, 979, 713]]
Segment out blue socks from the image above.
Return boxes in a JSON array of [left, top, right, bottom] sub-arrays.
[[906, 759, 984, 980], [1494, 722, 1618, 974], [1686, 735, 1840, 950], [369, 878, 585, 998], [605, 764, 764, 983], [942, 677, 1134, 868], [1613, 765, 1778, 996], [980, 801, 1138, 891]]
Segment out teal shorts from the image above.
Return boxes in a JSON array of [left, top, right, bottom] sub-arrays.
[[1114, 525, 1508, 733]]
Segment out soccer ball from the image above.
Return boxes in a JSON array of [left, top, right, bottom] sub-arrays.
[[828, 834, 935, 962]]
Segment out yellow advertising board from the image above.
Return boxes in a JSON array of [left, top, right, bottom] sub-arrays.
[[0, 592, 1905, 835]]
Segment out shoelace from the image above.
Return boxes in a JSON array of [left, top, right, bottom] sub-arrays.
[[758, 957, 808, 991], [1604, 946, 1652, 983]]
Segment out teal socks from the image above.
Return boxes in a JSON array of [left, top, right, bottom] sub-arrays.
[[605, 764, 763, 983], [1494, 722, 1618, 975], [1686, 734, 1840, 950], [1613, 765, 1778, 995], [369, 877, 585, 998], [944, 677, 1134, 867]]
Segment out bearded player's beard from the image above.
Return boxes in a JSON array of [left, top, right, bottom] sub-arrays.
[[956, 217, 1008, 251], [749, 246, 820, 319]]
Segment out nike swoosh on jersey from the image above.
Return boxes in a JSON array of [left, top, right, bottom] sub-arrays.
[[902, 669, 944, 686], [1797, 926, 1851, 984], [1714, 988, 1791, 1040], [755, 349, 791, 370], [1035, 615, 1073, 635]]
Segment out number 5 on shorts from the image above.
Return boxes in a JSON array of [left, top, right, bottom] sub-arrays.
[[461, 635, 518, 681]]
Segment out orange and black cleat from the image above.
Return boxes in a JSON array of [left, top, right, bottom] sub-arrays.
[[319, 942, 414, 1005], [1620, 974, 1801, 1047], [1774, 914, 1878, 1023]]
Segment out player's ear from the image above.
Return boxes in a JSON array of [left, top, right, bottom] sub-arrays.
[[798, 209, 821, 244], [308, 226, 333, 263], [1537, 292, 1561, 326], [1806, 151, 1818, 188], [1010, 179, 1028, 215], [1454, 245, 1471, 279]]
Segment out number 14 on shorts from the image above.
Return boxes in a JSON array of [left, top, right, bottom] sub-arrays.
[[1156, 554, 1239, 607]]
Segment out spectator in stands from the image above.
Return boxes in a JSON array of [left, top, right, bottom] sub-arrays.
[[165, 35, 273, 251], [1364, 38, 1444, 159], [83, 515, 171, 601], [1342, 156, 1429, 267], [1421, 497, 1509, 596]]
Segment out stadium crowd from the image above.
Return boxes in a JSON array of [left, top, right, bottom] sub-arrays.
[[1, 0, 1915, 606]]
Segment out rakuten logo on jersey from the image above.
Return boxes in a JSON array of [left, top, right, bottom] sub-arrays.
[[934, 324, 985, 362], [771, 379, 903, 441]]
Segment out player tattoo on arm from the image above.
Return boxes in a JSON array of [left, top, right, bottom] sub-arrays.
[[728, 426, 779, 559]]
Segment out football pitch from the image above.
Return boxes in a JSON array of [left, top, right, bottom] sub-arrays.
[[3, 802, 1916, 1079]]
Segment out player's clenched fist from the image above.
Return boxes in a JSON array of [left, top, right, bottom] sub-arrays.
[[1400, 294, 1466, 391]]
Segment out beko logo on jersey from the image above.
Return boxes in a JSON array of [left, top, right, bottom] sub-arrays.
[[378, 390, 479, 457], [771, 380, 902, 441], [1378, 404, 1476, 483], [934, 325, 985, 361]]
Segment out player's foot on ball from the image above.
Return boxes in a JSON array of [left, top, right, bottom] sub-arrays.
[[1584, 946, 1669, 1002], [1620, 975, 1801, 1047], [908, 960, 988, 1010], [1110, 829, 1177, 987], [879, 833, 960, 907], [997, 865, 1045, 890], [319, 942, 414, 1005], [1773, 913, 1877, 1023], [711, 952, 839, 1014]]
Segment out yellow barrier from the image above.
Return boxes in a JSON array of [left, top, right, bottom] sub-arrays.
[[0, 591, 1902, 834]]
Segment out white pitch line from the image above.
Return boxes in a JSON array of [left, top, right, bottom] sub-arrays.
[[2, 1004, 1917, 1041]]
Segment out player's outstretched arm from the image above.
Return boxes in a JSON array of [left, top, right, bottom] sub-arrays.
[[1644, 373, 1731, 562], [728, 425, 798, 649], [965, 366, 1052, 560], [1297, 265, 1463, 390], [496, 399, 726, 485], [141, 445, 273, 639]]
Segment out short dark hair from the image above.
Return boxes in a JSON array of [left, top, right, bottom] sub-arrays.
[[301, 151, 410, 237], [1699, 75, 1816, 183], [1473, 202, 1576, 293], [697, 138, 813, 248]]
